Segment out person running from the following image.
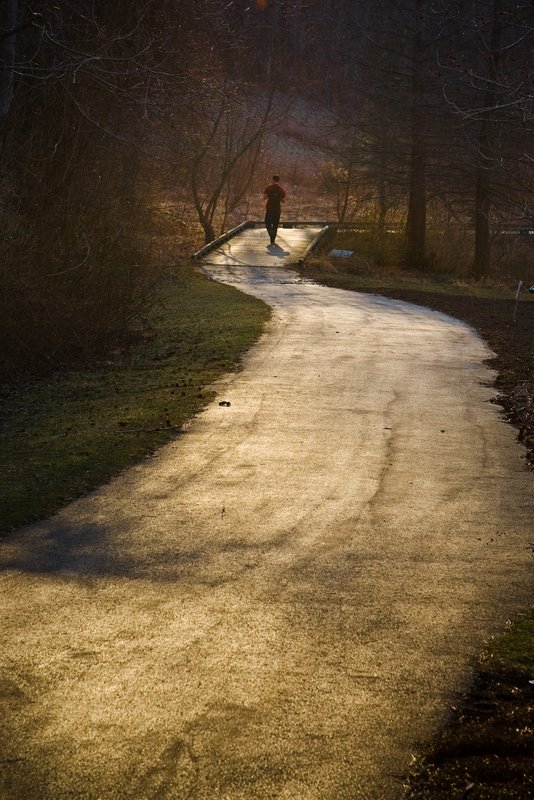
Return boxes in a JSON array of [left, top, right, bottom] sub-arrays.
[[263, 174, 286, 245]]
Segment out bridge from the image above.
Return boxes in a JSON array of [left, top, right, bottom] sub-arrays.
[[192, 221, 327, 268], [192, 220, 534, 272]]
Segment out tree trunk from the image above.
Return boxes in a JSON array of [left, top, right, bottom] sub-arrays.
[[405, 132, 426, 268], [404, 0, 427, 270], [0, 0, 18, 118], [337, 179, 350, 223], [377, 170, 387, 239], [473, 135, 492, 279], [472, 0, 502, 279]]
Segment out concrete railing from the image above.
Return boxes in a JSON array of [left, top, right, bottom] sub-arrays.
[[191, 221, 255, 260], [297, 225, 330, 264]]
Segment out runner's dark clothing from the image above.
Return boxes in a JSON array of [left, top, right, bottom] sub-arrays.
[[264, 183, 286, 211], [265, 209, 281, 245], [263, 182, 286, 244]]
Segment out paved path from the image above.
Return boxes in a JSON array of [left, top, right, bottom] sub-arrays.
[[1, 245, 533, 799]]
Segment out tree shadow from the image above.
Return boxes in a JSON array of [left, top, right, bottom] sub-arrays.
[[0, 510, 292, 585], [2, 520, 125, 578]]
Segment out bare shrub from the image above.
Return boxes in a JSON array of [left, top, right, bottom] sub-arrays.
[[425, 226, 475, 277], [491, 236, 534, 283], [0, 210, 158, 382]]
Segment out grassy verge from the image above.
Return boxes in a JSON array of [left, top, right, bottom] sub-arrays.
[[0, 267, 270, 534], [298, 232, 534, 800], [303, 227, 534, 298], [299, 260, 526, 299], [299, 236, 533, 301]]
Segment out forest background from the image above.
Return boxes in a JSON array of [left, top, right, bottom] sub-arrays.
[[1, 0, 533, 382]]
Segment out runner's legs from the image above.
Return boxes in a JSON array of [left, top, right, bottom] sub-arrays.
[[265, 210, 281, 244]]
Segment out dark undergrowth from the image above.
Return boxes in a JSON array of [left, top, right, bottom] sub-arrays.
[[406, 614, 534, 800]]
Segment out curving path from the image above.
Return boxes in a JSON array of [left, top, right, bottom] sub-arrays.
[[1, 238, 533, 799]]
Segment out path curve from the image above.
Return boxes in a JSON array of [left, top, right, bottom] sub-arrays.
[[1, 258, 533, 800]]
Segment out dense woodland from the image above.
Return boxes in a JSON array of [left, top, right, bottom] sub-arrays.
[[1, 0, 533, 380]]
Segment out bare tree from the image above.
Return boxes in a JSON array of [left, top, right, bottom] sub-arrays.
[[187, 82, 276, 243], [404, 0, 428, 269], [437, 0, 534, 276]]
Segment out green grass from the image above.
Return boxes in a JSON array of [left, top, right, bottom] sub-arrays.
[[302, 227, 534, 301], [301, 258, 534, 301], [0, 267, 270, 533], [485, 613, 534, 674]]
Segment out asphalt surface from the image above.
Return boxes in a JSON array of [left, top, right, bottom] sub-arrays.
[[1, 247, 533, 799]]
